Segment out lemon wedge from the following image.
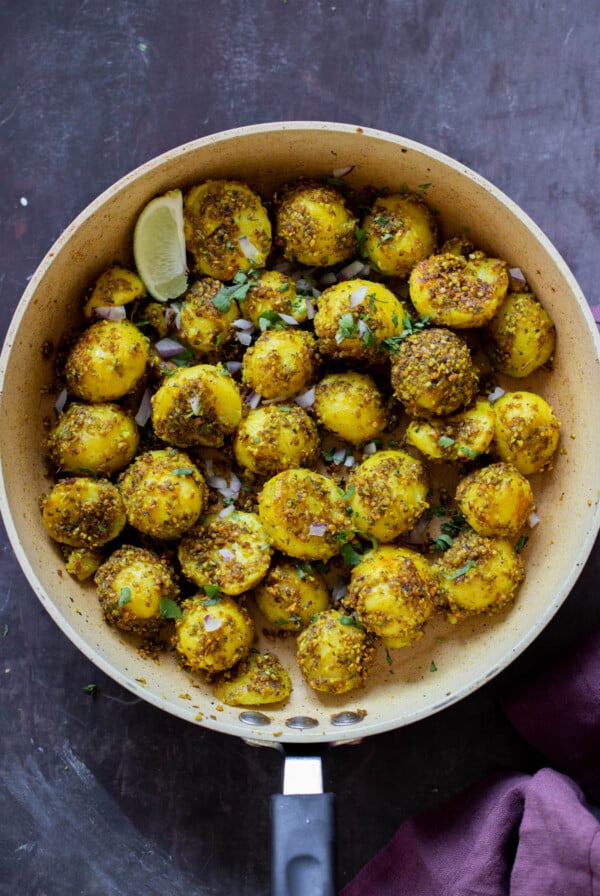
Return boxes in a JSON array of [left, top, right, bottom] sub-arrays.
[[133, 189, 188, 302]]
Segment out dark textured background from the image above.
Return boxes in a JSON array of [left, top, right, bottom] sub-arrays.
[[1, 2, 599, 894]]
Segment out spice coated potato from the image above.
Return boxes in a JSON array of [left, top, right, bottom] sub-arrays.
[[179, 277, 240, 356], [47, 402, 139, 477], [313, 371, 388, 445], [183, 179, 272, 280], [213, 651, 292, 706], [258, 468, 348, 561], [242, 269, 309, 326], [94, 545, 180, 636], [241, 327, 320, 400], [435, 530, 525, 619], [178, 511, 272, 596], [346, 545, 439, 648], [83, 266, 146, 319], [64, 546, 103, 582], [253, 559, 330, 631], [65, 319, 150, 402], [455, 462, 535, 537], [404, 398, 496, 462], [484, 291, 556, 378], [296, 609, 376, 695], [275, 180, 358, 267], [151, 363, 242, 447], [313, 278, 405, 363], [41, 477, 126, 548], [174, 593, 255, 674], [361, 192, 438, 278], [119, 449, 207, 540], [233, 403, 320, 478], [492, 390, 560, 474], [348, 449, 429, 542], [409, 252, 509, 328], [391, 327, 478, 417]]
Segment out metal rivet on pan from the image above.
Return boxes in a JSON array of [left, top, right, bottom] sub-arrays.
[[285, 715, 319, 730], [331, 711, 365, 726], [239, 710, 271, 727]]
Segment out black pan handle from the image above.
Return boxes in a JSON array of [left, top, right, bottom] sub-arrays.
[[270, 792, 336, 895]]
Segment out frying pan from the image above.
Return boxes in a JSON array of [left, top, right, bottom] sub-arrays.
[[2, 122, 600, 893]]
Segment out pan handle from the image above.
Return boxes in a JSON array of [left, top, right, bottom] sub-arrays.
[[270, 791, 336, 896]]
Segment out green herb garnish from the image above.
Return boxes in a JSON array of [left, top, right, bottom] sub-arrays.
[[335, 312, 358, 344], [82, 683, 97, 698], [159, 598, 183, 619], [118, 587, 132, 607], [443, 560, 476, 580]]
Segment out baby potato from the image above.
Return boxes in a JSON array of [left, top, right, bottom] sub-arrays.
[[84, 266, 146, 319], [404, 398, 496, 462], [275, 180, 358, 266], [152, 363, 242, 447], [348, 449, 429, 542], [361, 192, 438, 277], [346, 545, 439, 647], [241, 328, 320, 400], [64, 546, 103, 581], [213, 651, 292, 706], [258, 469, 348, 561], [47, 402, 139, 477], [184, 179, 272, 280], [484, 291, 556, 377], [41, 477, 126, 548], [179, 277, 240, 355], [178, 511, 272, 596], [313, 279, 405, 363], [296, 609, 376, 695], [455, 462, 534, 537], [313, 371, 388, 445], [94, 544, 180, 636], [254, 560, 330, 631], [119, 449, 207, 540], [493, 390, 560, 474], [409, 252, 509, 328], [65, 319, 150, 402], [174, 593, 255, 674], [435, 530, 525, 619], [233, 403, 320, 478], [242, 269, 309, 326], [391, 327, 478, 417]]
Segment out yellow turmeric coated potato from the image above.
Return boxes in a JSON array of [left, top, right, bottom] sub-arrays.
[[64, 546, 103, 581], [275, 180, 358, 266], [258, 469, 348, 561], [409, 252, 509, 328], [404, 398, 496, 462], [47, 402, 139, 476], [179, 277, 240, 356], [241, 269, 309, 326], [254, 559, 330, 631], [435, 530, 525, 619], [455, 462, 534, 537], [391, 328, 478, 417], [151, 363, 242, 447], [313, 371, 388, 445], [83, 266, 146, 319], [313, 279, 405, 363], [183, 179, 272, 280], [361, 192, 438, 278], [346, 545, 439, 648], [484, 291, 556, 377], [348, 449, 429, 542], [493, 390, 560, 474], [241, 328, 320, 400], [94, 545, 180, 636], [233, 403, 320, 478], [119, 449, 207, 540], [174, 594, 255, 674], [65, 319, 150, 402], [296, 609, 376, 695], [178, 511, 272, 596], [213, 651, 292, 706], [41, 477, 126, 548]]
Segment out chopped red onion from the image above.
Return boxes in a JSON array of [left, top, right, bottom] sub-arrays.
[[331, 577, 349, 602], [488, 386, 506, 404], [236, 330, 253, 346], [305, 298, 316, 320], [156, 337, 186, 358], [204, 458, 214, 478], [273, 260, 292, 274], [225, 360, 242, 374], [229, 471, 241, 494], [165, 302, 181, 330], [54, 387, 68, 415], [219, 503, 236, 518], [363, 442, 377, 456], [204, 615, 223, 632], [94, 304, 127, 322], [233, 318, 254, 331], [238, 235, 261, 262], [134, 388, 152, 426], [294, 278, 311, 292], [309, 523, 327, 537], [349, 285, 368, 308], [188, 394, 201, 416], [294, 388, 315, 409], [245, 390, 262, 409], [343, 454, 355, 467], [331, 447, 347, 465], [509, 266, 526, 282], [528, 511, 541, 528], [339, 259, 366, 280], [357, 319, 370, 338], [332, 165, 354, 179], [219, 548, 235, 561], [278, 312, 299, 326], [207, 475, 229, 490], [320, 272, 337, 287]]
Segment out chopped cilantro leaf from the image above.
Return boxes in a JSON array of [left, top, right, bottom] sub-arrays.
[[159, 598, 183, 619]]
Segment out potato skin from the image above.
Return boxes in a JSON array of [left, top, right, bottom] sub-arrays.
[[313, 371, 388, 445], [119, 449, 207, 540], [47, 402, 139, 477], [296, 609, 376, 695], [455, 462, 534, 537], [84, 266, 146, 319], [241, 328, 320, 400], [41, 477, 126, 548], [484, 291, 556, 377], [493, 390, 560, 474], [254, 559, 330, 630], [65, 319, 150, 402], [233, 403, 320, 478], [174, 594, 255, 674], [361, 192, 438, 277], [179, 277, 240, 356], [404, 398, 496, 462], [348, 449, 429, 542], [275, 180, 358, 266], [213, 651, 292, 706]]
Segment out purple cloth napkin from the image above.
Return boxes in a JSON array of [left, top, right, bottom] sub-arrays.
[[341, 630, 600, 896]]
